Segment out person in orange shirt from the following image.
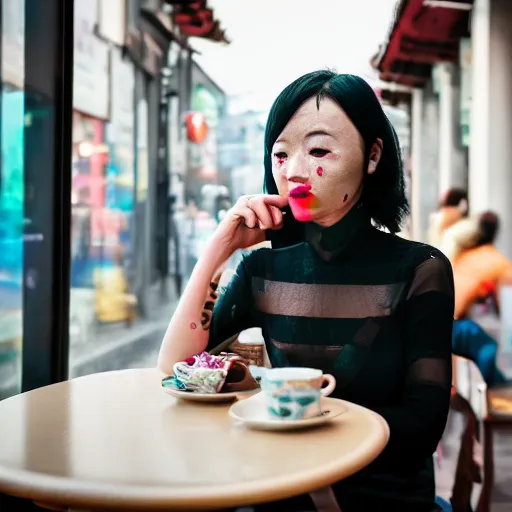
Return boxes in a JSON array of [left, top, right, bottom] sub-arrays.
[[449, 211, 511, 386], [452, 212, 512, 318]]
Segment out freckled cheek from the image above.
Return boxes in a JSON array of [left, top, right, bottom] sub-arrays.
[[272, 164, 287, 178], [272, 169, 288, 195]]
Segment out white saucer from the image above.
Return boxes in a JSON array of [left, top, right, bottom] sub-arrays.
[[162, 386, 259, 403], [228, 392, 347, 431]]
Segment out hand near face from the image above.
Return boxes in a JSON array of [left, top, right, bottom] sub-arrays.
[[213, 194, 289, 255]]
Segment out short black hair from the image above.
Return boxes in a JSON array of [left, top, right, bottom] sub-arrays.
[[477, 211, 499, 246], [263, 70, 409, 245], [440, 188, 468, 209]]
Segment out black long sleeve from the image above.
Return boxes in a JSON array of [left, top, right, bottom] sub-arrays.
[[207, 254, 258, 353], [372, 255, 454, 465], [202, 204, 454, 510]]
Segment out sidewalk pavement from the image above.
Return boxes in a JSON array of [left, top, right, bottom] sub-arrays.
[[70, 300, 177, 378]]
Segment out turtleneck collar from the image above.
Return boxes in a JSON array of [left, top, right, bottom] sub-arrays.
[[305, 202, 372, 261]]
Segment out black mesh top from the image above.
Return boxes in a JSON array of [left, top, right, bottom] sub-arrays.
[[207, 203, 454, 511]]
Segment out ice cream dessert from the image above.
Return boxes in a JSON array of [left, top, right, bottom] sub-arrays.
[[162, 351, 259, 394]]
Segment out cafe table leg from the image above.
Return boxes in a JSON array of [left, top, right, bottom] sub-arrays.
[[309, 487, 342, 512]]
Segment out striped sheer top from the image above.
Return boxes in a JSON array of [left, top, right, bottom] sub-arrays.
[[207, 203, 454, 511]]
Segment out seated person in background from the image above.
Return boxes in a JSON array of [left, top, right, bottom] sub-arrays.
[[436, 214, 481, 264], [452, 211, 512, 319], [452, 319, 507, 387], [428, 188, 468, 251], [447, 211, 512, 387]]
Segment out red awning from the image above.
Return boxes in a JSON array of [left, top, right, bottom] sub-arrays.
[[374, 0, 471, 86], [165, 0, 230, 44]]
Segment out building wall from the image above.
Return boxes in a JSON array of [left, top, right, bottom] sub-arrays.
[[470, 0, 512, 256], [435, 62, 467, 196], [69, 0, 172, 336], [218, 108, 267, 199], [411, 82, 440, 242], [185, 60, 227, 205], [488, 0, 512, 256]]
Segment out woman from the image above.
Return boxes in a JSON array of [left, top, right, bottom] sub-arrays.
[[158, 71, 454, 511]]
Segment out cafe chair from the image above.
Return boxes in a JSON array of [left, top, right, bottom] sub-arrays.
[[479, 383, 512, 511], [445, 356, 486, 511], [450, 355, 512, 512]]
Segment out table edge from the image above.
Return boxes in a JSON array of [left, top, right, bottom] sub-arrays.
[[0, 402, 389, 510]]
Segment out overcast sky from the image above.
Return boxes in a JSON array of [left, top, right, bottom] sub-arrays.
[[190, 0, 398, 111]]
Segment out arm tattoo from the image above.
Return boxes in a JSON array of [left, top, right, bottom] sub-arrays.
[[200, 280, 220, 331]]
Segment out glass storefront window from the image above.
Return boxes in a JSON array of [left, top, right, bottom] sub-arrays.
[[65, 2, 230, 380], [0, 0, 232, 394], [68, 2, 144, 378], [0, 0, 25, 399], [69, 108, 139, 374]]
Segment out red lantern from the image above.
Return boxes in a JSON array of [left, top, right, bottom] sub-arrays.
[[179, 20, 215, 37], [186, 112, 208, 143]]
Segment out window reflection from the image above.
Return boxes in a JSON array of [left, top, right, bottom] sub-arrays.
[[0, 0, 24, 399]]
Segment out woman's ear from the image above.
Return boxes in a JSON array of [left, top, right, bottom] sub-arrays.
[[367, 138, 383, 175]]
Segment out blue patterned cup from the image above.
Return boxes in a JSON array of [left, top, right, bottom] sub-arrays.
[[257, 367, 336, 421]]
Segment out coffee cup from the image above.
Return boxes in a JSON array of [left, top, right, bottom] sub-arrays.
[[253, 367, 336, 420]]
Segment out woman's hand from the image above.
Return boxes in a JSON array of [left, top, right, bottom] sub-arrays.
[[214, 194, 289, 255]]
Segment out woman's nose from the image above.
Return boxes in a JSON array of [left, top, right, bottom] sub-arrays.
[[286, 156, 310, 183]]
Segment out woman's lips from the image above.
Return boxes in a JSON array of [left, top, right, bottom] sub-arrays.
[[289, 184, 313, 199]]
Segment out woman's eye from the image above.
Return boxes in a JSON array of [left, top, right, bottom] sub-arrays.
[[274, 152, 287, 160], [310, 148, 330, 157]]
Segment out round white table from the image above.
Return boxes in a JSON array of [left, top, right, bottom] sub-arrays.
[[0, 369, 389, 510]]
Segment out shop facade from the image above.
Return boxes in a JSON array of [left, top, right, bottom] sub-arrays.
[[185, 60, 227, 210], [68, 0, 171, 362], [373, 0, 471, 243], [374, 0, 512, 256], [167, 54, 228, 289]]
